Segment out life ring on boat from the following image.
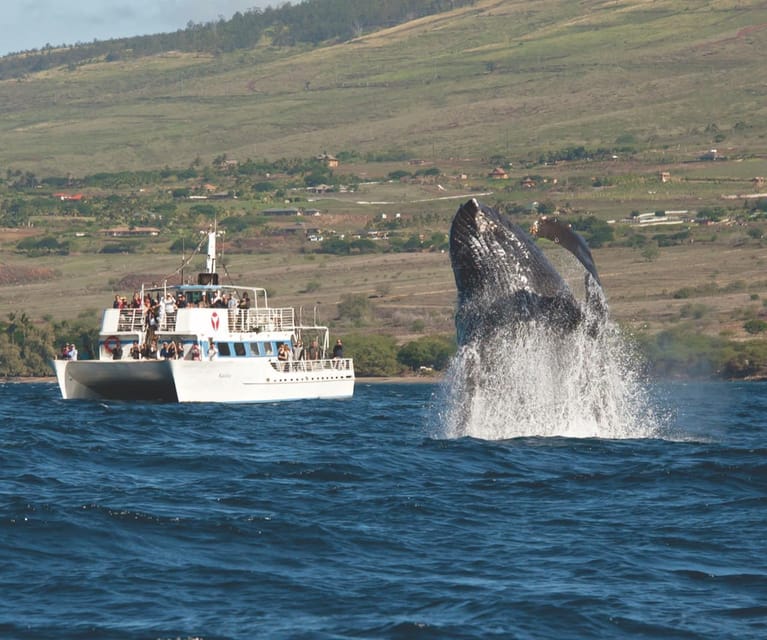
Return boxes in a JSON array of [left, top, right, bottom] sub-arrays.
[[103, 335, 120, 354]]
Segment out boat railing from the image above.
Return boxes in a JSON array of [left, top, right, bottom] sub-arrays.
[[233, 307, 295, 333], [117, 308, 144, 332], [116, 306, 295, 334], [117, 308, 177, 332], [270, 358, 353, 373]]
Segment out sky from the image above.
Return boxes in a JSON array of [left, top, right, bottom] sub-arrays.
[[2, 1, 276, 56]]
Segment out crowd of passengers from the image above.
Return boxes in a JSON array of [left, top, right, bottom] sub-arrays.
[[59, 343, 79, 360], [113, 290, 252, 311], [108, 337, 338, 364], [112, 289, 253, 333], [105, 337, 193, 361], [275, 338, 345, 370], [95, 291, 344, 365], [59, 335, 342, 364]]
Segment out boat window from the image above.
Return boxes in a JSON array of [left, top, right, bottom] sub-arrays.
[[249, 342, 261, 356], [263, 342, 274, 356], [218, 342, 231, 356], [234, 342, 246, 356]]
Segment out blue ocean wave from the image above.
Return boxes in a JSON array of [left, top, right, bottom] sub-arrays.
[[1, 381, 766, 639]]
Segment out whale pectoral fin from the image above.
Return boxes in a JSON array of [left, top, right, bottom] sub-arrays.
[[531, 217, 601, 286]]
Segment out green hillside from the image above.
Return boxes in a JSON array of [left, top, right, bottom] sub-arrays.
[[2, 0, 767, 175], [4, 0, 767, 379]]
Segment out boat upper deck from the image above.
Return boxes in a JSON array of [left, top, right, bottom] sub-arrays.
[[109, 282, 300, 333]]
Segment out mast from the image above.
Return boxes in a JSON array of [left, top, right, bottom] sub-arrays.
[[206, 226, 217, 274], [198, 224, 219, 285]]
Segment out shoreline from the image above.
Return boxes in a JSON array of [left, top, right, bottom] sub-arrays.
[[2, 375, 442, 385]]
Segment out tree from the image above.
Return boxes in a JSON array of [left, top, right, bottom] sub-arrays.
[[744, 319, 767, 334], [571, 216, 614, 248], [349, 238, 378, 254], [0, 335, 24, 376], [338, 334, 400, 376], [318, 237, 350, 255], [336, 294, 371, 325], [640, 244, 660, 262], [397, 335, 456, 371]]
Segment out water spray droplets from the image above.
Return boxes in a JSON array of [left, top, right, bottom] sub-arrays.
[[436, 317, 661, 440]]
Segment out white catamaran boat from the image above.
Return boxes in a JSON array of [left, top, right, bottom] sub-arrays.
[[52, 230, 354, 402]]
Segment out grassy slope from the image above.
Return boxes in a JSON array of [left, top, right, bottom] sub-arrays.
[[2, 0, 767, 174], [2, 0, 767, 349]]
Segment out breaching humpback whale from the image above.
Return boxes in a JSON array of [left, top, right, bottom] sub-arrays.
[[441, 199, 656, 440], [449, 198, 606, 346]]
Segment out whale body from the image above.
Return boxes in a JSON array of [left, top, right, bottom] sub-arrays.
[[449, 198, 605, 346]]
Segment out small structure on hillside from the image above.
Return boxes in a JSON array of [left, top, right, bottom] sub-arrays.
[[262, 207, 301, 217], [53, 193, 84, 201], [317, 152, 339, 168], [104, 226, 160, 237]]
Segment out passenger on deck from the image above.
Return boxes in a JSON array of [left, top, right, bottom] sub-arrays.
[[113, 295, 122, 309], [207, 338, 218, 361], [306, 340, 320, 360], [68, 343, 78, 361], [293, 339, 305, 361], [190, 343, 201, 361], [129, 341, 141, 359], [160, 341, 170, 359], [155, 297, 165, 328], [130, 292, 142, 309], [142, 340, 158, 360], [163, 293, 177, 317], [277, 342, 291, 371], [111, 339, 123, 360], [166, 341, 177, 360], [238, 292, 251, 309], [332, 339, 343, 368], [176, 293, 188, 309]]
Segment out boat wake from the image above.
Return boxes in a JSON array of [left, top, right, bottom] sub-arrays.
[[434, 317, 663, 440]]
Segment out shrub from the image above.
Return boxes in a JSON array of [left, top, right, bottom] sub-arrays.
[[397, 335, 456, 371], [339, 334, 400, 376], [336, 294, 371, 325], [744, 319, 767, 334]]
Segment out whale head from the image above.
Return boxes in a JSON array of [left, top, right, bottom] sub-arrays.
[[449, 198, 590, 346]]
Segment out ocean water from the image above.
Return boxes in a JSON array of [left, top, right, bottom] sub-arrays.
[[1, 380, 766, 639]]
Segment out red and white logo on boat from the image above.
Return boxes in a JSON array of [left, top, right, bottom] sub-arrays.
[[211, 312, 220, 331]]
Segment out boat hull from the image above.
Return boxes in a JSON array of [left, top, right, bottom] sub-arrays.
[[52, 358, 354, 403]]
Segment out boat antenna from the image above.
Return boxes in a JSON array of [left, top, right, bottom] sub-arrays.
[[206, 222, 217, 274]]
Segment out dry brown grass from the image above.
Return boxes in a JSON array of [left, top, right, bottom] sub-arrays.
[[2, 231, 766, 343]]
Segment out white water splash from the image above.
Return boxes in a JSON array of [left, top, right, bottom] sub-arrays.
[[435, 315, 661, 441]]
